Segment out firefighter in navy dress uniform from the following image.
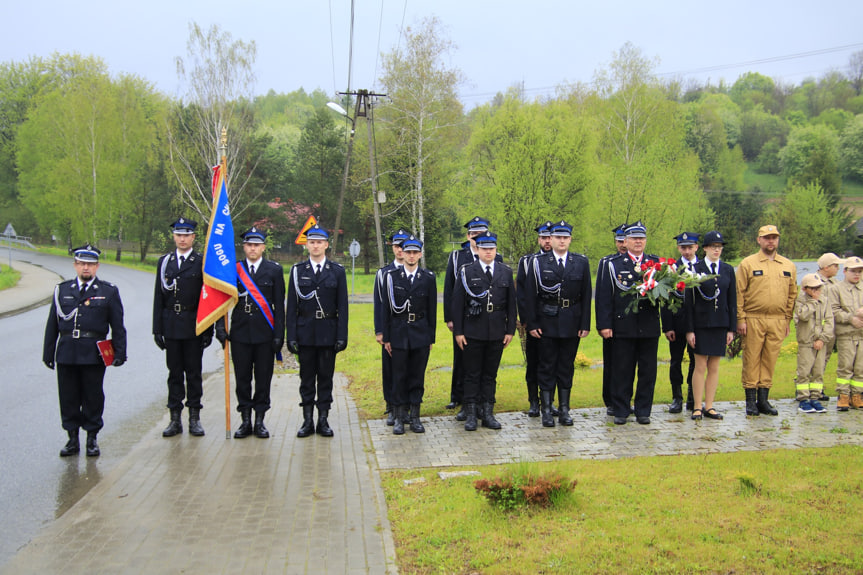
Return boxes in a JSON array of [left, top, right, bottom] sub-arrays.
[[595, 221, 663, 425], [524, 221, 592, 428], [662, 232, 700, 413], [453, 231, 517, 431], [286, 224, 349, 438], [374, 229, 409, 426], [43, 245, 126, 457], [595, 223, 628, 416], [516, 221, 556, 417], [153, 217, 213, 438], [215, 227, 285, 439], [382, 236, 437, 435]]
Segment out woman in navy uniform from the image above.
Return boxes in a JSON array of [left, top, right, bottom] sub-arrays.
[[595, 221, 663, 425], [215, 227, 285, 438], [382, 236, 437, 434], [43, 245, 126, 457], [286, 224, 349, 438], [153, 218, 213, 438], [685, 231, 737, 420], [453, 231, 517, 431], [524, 221, 592, 427], [595, 223, 628, 415]]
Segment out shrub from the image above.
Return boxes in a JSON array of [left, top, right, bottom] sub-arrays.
[[474, 466, 577, 511]]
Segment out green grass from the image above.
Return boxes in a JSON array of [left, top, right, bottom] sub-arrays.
[[0, 264, 21, 290], [383, 446, 863, 574]]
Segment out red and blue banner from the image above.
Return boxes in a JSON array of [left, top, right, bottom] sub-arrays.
[[236, 263, 275, 330], [196, 163, 239, 335]]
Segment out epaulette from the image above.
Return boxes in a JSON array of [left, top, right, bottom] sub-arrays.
[[327, 261, 344, 270]]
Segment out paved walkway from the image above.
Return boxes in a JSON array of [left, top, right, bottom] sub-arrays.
[[0, 259, 62, 318], [4, 257, 863, 574]]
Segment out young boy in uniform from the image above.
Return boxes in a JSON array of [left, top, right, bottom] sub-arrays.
[[793, 273, 833, 413]]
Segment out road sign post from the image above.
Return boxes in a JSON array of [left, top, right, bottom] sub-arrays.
[[348, 239, 361, 303]]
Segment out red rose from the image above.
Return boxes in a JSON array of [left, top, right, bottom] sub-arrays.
[[676, 281, 686, 290], [659, 257, 666, 264], [667, 258, 676, 266], [642, 260, 653, 269]]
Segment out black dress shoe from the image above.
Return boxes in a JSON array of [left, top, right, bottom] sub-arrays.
[[636, 416, 651, 425], [445, 401, 459, 410], [613, 416, 627, 425], [668, 398, 683, 413], [704, 408, 724, 420], [254, 422, 270, 438], [234, 421, 253, 438], [60, 436, 80, 457]]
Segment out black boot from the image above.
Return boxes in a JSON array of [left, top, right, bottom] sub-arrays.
[[745, 388, 760, 416], [455, 405, 467, 422], [60, 429, 80, 457], [188, 408, 205, 436], [482, 402, 502, 429], [527, 382, 540, 417], [234, 409, 253, 438], [669, 384, 683, 413], [254, 412, 270, 438], [756, 388, 778, 416], [464, 403, 478, 431], [297, 405, 315, 438], [85, 431, 100, 457], [476, 402, 486, 422], [409, 404, 426, 433], [316, 408, 334, 437], [162, 409, 183, 437], [685, 384, 695, 412], [558, 389, 573, 426], [386, 402, 395, 426], [393, 406, 405, 435], [541, 390, 555, 427]]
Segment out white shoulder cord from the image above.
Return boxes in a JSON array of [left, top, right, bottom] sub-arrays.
[[533, 256, 561, 295], [387, 272, 410, 314], [159, 255, 177, 292], [53, 285, 79, 322]]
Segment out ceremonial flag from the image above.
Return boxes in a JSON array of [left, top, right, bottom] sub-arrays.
[[196, 163, 239, 334]]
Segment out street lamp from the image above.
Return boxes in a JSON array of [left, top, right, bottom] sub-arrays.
[[327, 101, 355, 254]]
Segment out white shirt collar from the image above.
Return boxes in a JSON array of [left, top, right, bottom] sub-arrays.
[[309, 256, 327, 269], [176, 248, 193, 261]]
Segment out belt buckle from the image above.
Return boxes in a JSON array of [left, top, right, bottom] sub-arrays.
[[561, 299, 570, 308], [72, 329, 80, 339], [408, 313, 416, 322], [315, 310, 325, 319], [486, 303, 494, 313], [244, 303, 253, 313], [173, 303, 183, 313]]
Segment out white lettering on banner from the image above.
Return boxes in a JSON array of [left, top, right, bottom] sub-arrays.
[[213, 243, 229, 266], [222, 204, 230, 216], [215, 223, 225, 236]]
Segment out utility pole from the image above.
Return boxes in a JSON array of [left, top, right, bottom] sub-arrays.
[[332, 89, 386, 267]]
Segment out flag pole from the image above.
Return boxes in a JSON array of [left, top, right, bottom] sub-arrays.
[[220, 127, 232, 440]]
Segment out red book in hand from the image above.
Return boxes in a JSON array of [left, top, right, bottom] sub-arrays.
[[97, 339, 115, 366]]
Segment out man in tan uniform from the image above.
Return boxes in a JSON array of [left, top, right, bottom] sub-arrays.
[[736, 225, 797, 416], [829, 256, 863, 411]]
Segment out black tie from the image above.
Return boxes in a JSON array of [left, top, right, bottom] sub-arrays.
[[179, 255, 185, 267], [687, 262, 693, 272], [711, 262, 717, 275], [474, 253, 479, 261], [315, 264, 321, 279], [80, 282, 88, 294], [408, 274, 414, 285], [485, 266, 493, 283], [558, 257, 564, 271], [250, 264, 256, 278]]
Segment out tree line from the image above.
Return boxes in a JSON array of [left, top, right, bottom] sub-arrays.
[[2, 20, 863, 272]]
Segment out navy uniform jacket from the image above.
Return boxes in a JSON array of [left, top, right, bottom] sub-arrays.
[[685, 260, 737, 333], [516, 250, 544, 324], [153, 250, 211, 340], [43, 278, 127, 365], [660, 258, 698, 334], [286, 259, 349, 347], [382, 267, 437, 349], [524, 251, 592, 338], [224, 259, 286, 345], [443, 242, 502, 324], [595, 253, 663, 338], [373, 261, 399, 335], [453, 260, 517, 341]]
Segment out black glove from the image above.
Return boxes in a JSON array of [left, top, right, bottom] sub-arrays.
[[153, 334, 166, 350], [334, 340, 347, 353], [44, 360, 55, 370], [112, 358, 126, 367], [287, 341, 299, 355], [215, 327, 228, 349], [272, 338, 283, 353], [201, 333, 213, 349]]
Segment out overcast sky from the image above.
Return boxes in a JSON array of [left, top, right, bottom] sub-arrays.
[[3, 0, 862, 107]]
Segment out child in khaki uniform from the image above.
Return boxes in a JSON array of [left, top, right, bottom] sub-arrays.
[[794, 274, 833, 413], [829, 256, 863, 411]]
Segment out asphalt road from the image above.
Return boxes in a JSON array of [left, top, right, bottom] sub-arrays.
[[0, 251, 221, 567]]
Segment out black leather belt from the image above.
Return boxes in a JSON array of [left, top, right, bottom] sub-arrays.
[[300, 310, 338, 319], [61, 330, 107, 339], [170, 303, 196, 313], [394, 312, 425, 323]]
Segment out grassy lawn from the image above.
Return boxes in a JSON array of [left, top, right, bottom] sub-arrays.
[[0, 263, 21, 290]]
